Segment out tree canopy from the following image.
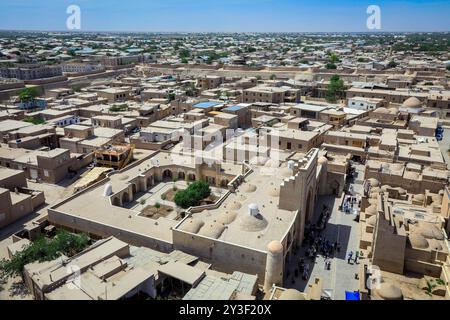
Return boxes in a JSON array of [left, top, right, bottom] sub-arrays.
[[387, 60, 398, 69], [174, 180, 211, 209], [0, 230, 89, 280], [326, 74, 345, 103], [18, 87, 38, 103], [23, 116, 45, 125]]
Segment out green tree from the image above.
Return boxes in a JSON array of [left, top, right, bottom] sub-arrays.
[[0, 230, 89, 280], [167, 93, 176, 102], [329, 53, 340, 63], [18, 87, 38, 103], [446, 64, 450, 71], [326, 74, 345, 103], [174, 180, 211, 209], [23, 116, 45, 125], [387, 60, 398, 69], [179, 49, 191, 59], [325, 63, 337, 70], [270, 74, 277, 80], [109, 104, 128, 112]]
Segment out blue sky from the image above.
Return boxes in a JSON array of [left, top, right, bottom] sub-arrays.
[[0, 0, 449, 32]]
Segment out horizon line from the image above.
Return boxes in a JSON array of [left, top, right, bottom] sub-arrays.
[[0, 29, 449, 34]]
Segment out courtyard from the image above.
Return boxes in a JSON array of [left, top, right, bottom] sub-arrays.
[[123, 180, 227, 219]]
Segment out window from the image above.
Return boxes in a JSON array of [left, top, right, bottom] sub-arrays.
[[44, 170, 49, 177]]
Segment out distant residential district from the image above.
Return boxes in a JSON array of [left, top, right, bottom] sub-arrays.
[[0, 31, 449, 301]]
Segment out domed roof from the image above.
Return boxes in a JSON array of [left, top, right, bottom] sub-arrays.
[[428, 239, 443, 251], [397, 187, 407, 195], [240, 213, 268, 232], [117, 174, 129, 181], [198, 222, 225, 239], [409, 234, 429, 249], [381, 185, 391, 192], [267, 240, 283, 253], [388, 107, 398, 115], [414, 194, 425, 202], [366, 204, 378, 215], [217, 211, 237, 225], [367, 178, 380, 188], [180, 218, 204, 234], [280, 167, 293, 178], [265, 159, 278, 168], [279, 289, 306, 300], [374, 107, 389, 114], [250, 156, 268, 166], [227, 201, 242, 210], [318, 156, 328, 166], [402, 97, 422, 109], [371, 193, 379, 199], [432, 194, 443, 205], [416, 223, 444, 240], [268, 187, 280, 197], [371, 187, 381, 194], [238, 194, 247, 201], [376, 283, 403, 300], [243, 184, 257, 193], [367, 215, 377, 227]]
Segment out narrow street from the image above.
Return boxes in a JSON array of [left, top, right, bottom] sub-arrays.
[[286, 163, 365, 300]]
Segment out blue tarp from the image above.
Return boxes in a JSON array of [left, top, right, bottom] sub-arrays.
[[194, 101, 221, 108], [345, 291, 360, 300]]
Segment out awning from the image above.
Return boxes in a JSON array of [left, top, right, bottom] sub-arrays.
[[345, 291, 360, 300]]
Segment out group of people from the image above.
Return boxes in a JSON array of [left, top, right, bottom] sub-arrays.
[[299, 205, 343, 280], [317, 206, 331, 230], [347, 250, 361, 265], [342, 195, 360, 214]]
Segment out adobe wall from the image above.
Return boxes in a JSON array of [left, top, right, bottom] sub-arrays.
[[172, 229, 267, 282]]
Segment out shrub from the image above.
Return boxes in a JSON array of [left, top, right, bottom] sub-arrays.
[[23, 116, 45, 125]]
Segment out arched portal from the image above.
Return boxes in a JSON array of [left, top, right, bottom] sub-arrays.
[[122, 192, 130, 204], [112, 197, 121, 207], [163, 169, 173, 180]]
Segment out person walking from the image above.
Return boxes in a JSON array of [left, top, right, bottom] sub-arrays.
[[354, 251, 360, 264], [347, 251, 353, 264]]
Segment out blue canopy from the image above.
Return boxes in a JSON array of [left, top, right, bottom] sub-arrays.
[[345, 291, 360, 300]]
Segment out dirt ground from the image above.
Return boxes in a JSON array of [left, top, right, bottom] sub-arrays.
[[140, 204, 175, 219]]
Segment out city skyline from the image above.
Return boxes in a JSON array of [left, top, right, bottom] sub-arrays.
[[0, 0, 449, 33]]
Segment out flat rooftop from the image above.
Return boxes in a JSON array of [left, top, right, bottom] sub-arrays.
[[193, 101, 222, 109], [176, 163, 299, 251]]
